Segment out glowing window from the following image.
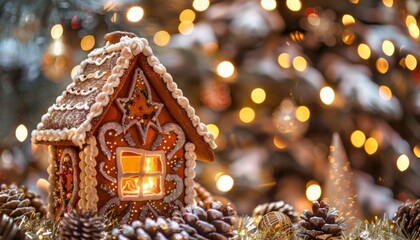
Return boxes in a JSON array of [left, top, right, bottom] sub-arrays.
[[116, 148, 165, 201]]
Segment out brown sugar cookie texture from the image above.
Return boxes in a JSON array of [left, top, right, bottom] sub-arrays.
[[31, 31, 217, 224]]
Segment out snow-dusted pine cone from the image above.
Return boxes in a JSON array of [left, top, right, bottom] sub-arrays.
[[297, 200, 345, 240], [109, 217, 190, 240], [59, 209, 104, 240], [252, 200, 299, 224], [0, 183, 47, 223], [0, 214, 25, 240], [394, 199, 420, 239], [172, 201, 237, 240]]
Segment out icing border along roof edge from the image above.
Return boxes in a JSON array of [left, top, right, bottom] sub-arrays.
[[32, 36, 216, 150]]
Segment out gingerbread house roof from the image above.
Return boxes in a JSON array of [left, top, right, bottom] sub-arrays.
[[32, 32, 216, 162]]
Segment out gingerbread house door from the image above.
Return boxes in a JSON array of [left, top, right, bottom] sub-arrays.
[[55, 146, 79, 217]]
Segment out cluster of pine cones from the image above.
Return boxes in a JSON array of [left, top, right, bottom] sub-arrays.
[[0, 183, 47, 239], [2, 180, 419, 240], [109, 201, 237, 240]]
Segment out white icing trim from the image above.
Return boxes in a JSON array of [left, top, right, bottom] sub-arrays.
[[163, 174, 183, 203], [52, 103, 90, 111], [78, 70, 106, 82], [80, 136, 99, 211], [184, 142, 197, 206], [66, 87, 98, 96], [85, 52, 117, 66], [47, 146, 56, 219], [152, 123, 185, 160], [99, 162, 117, 183], [32, 36, 216, 151], [78, 149, 87, 210]]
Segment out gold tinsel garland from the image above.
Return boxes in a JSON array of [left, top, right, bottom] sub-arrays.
[[4, 209, 416, 240], [232, 215, 414, 240]]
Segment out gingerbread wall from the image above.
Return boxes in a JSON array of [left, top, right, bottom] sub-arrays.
[[93, 66, 187, 223]]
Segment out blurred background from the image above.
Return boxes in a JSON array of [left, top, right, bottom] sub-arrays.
[[0, 0, 419, 220]]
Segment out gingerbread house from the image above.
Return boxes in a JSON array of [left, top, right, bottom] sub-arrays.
[[32, 32, 216, 224]]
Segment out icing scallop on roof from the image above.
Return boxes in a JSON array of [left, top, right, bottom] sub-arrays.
[[32, 33, 216, 162]]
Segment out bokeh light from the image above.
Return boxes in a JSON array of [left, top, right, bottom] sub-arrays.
[[286, 0, 302, 12], [127, 6, 144, 22], [51, 24, 63, 40], [382, 0, 393, 7], [154, 31, 171, 46], [306, 181, 322, 201], [405, 15, 419, 38], [278, 53, 291, 68], [216, 174, 234, 192], [239, 107, 255, 123], [178, 22, 194, 35], [342, 14, 355, 26], [396, 154, 409, 172], [413, 145, 420, 158], [408, 24, 420, 38], [292, 56, 307, 72], [341, 30, 355, 45], [350, 130, 366, 148], [15, 124, 28, 142], [295, 106, 310, 122], [379, 85, 392, 101], [179, 9, 196, 23], [364, 137, 378, 155], [80, 35, 95, 51], [376, 58, 389, 74], [357, 43, 371, 60], [320, 86, 335, 105], [273, 136, 287, 149], [206, 124, 220, 139], [251, 88, 266, 104], [193, 0, 210, 12], [217, 61, 235, 78], [382, 40, 395, 56], [405, 54, 417, 70], [261, 0, 277, 11]]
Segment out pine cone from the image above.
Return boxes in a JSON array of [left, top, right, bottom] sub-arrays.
[[194, 183, 214, 207], [59, 209, 104, 240], [252, 200, 299, 224], [0, 183, 47, 223], [172, 201, 237, 240], [297, 200, 345, 240], [394, 199, 420, 239], [109, 217, 190, 240], [0, 214, 25, 240]]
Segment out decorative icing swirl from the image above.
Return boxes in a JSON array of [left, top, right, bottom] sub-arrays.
[[78, 70, 106, 82], [85, 52, 117, 66]]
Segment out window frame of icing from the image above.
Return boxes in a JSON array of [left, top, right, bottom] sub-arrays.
[[116, 147, 166, 201]]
